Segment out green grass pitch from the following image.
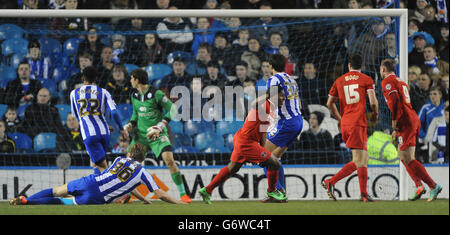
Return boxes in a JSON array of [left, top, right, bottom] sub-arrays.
[[1, 199, 448, 215]]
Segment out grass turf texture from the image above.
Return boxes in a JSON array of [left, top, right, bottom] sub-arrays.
[[1, 199, 448, 215]]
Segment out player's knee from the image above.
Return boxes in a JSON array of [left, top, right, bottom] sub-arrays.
[[267, 157, 280, 170]]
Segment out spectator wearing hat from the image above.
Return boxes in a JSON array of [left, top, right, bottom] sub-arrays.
[[409, 31, 434, 67], [111, 33, 126, 64], [296, 111, 334, 164], [26, 40, 51, 80], [409, 0, 430, 23]]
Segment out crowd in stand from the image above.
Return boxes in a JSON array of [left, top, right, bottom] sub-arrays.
[[0, 0, 448, 164]]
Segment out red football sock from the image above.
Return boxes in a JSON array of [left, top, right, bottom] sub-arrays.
[[357, 167, 368, 196], [329, 161, 357, 185], [206, 166, 231, 194], [266, 169, 279, 192], [401, 160, 422, 188], [408, 160, 436, 189]]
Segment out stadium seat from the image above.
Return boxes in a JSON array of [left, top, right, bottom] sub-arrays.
[[194, 131, 224, 151], [55, 104, 71, 125], [185, 62, 206, 76], [320, 117, 339, 138], [152, 78, 162, 89], [173, 133, 192, 147], [0, 24, 25, 41], [7, 132, 32, 153], [173, 146, 200, 153], [63, 38, 82, 56], [124, 64, 139, 74], [300, 118, 310, 134], [203, 146, 231, 153], [1, 38, 28, 56], [183, 120, 215, 137], [10, 53, 26, 68], [144, 64, 172, 81], [38, 78, 58, 97], [117, 103, 133, 123], [38, 37, 62, 56], [17, 104, 30, 120], [169, 121, 183, 134], [215, 120, 244, 137], [51, 65, 70, 83], [50, 52, 71, 68], [167, 51, 193, 64], [0, 104, 7, 117], [33, 132, 56, 152], [0, 65, 16, 82], [308, 104, 331, 118], [93, 23, 114, 32]]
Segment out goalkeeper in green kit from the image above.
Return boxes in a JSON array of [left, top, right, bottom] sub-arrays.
[[124, 68, 192, 203]]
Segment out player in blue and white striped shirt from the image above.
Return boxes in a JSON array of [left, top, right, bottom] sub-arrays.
[[10, 143, 184, 205], [70, 66, 128, 173], [262, 54, 303, 201]]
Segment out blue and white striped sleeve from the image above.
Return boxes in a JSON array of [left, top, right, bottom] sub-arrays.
[[140, 170, 160, 192], [104, 89, 117, 112], [266, 76, 280, 90]]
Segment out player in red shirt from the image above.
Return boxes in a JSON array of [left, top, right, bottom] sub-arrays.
[[322, 54, 379, 202], [380, 59, 442, 202], [199, 85, 287, 204]]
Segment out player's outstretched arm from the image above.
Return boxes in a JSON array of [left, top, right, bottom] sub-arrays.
[[154, 189, 187, 204], [131, 189, 152, 204]]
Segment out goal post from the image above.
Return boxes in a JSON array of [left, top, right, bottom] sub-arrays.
[[0, 8, 415, 201]]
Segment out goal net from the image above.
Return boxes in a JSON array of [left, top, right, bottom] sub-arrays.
[[0, 8, 419, 202]]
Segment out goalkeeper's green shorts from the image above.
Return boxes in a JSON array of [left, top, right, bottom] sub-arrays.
[[129, 132, 172, 158]]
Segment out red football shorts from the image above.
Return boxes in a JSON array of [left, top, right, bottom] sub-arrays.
[[230, 135, 271, 164], [397, 122, 420, 151], [341, 125, 367, 150]]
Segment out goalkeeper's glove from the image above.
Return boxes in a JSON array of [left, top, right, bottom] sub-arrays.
[[146, 122, 166, 140]]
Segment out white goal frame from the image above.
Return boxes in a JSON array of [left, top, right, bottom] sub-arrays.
[[0, 8, 410, 200]]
